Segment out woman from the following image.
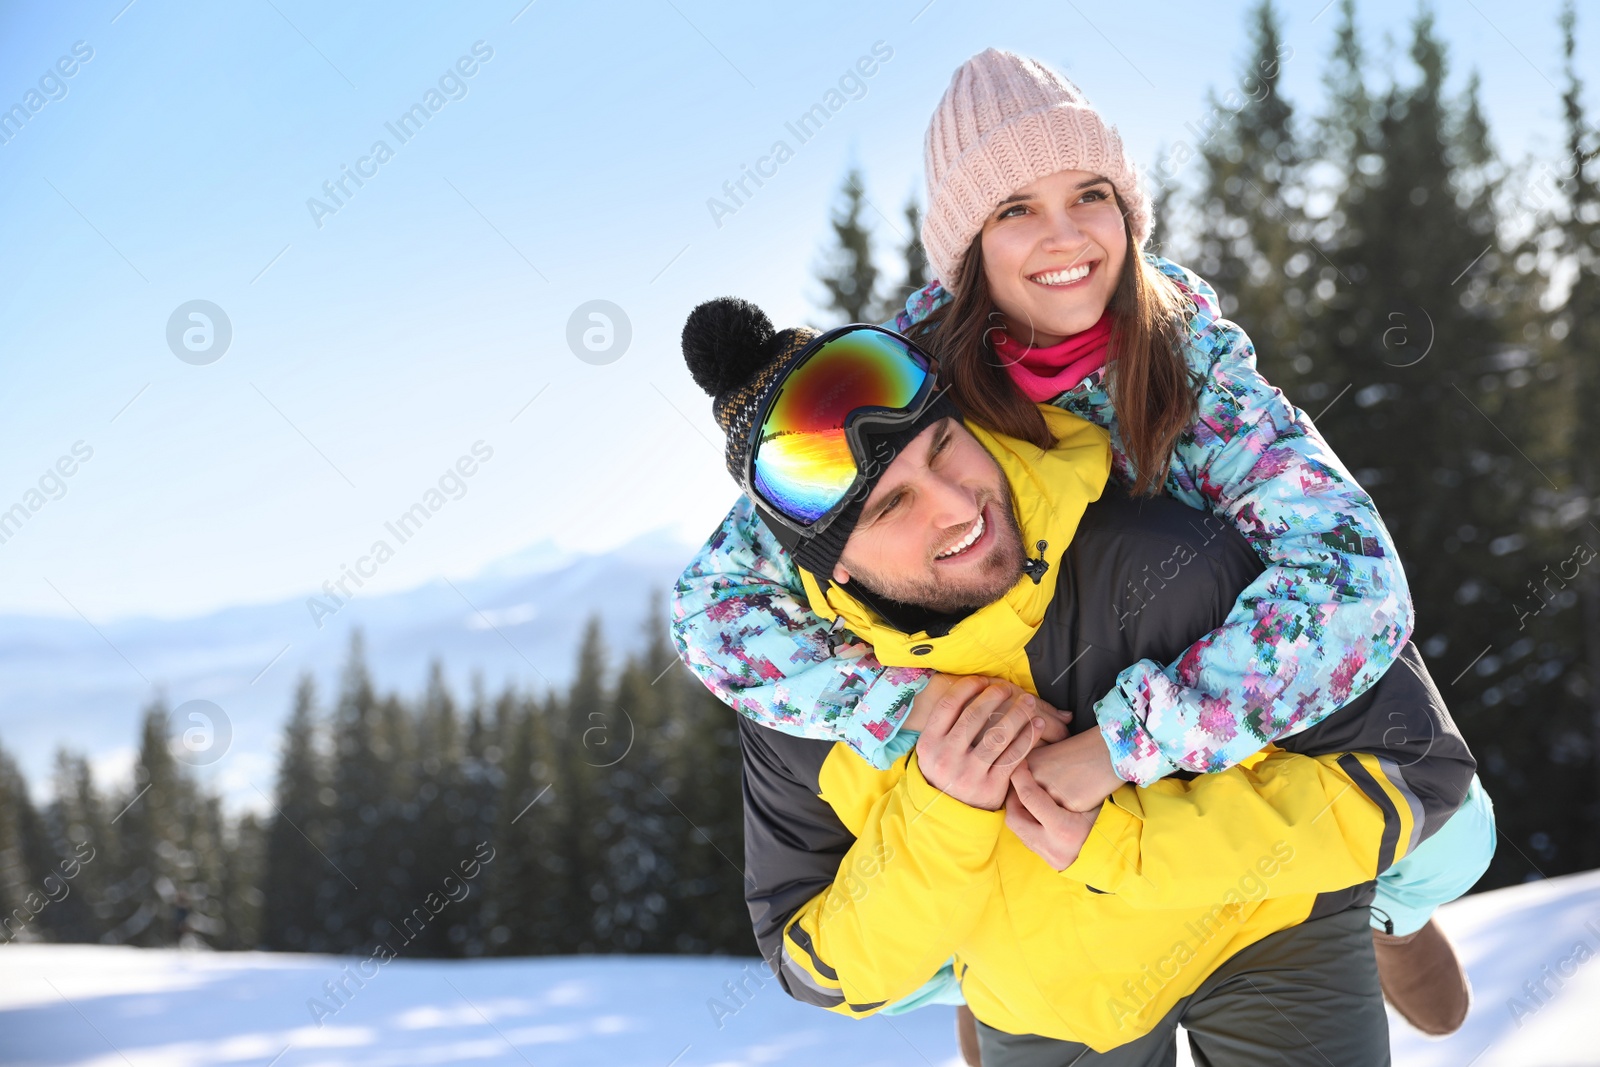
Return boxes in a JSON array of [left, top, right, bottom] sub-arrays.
[[672, 48, 1492, 1050]]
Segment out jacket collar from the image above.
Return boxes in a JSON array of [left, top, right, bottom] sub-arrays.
[[797, 406, 1111, 673]]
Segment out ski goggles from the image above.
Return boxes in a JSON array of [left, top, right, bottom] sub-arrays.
[[744, 323, 942, 538]]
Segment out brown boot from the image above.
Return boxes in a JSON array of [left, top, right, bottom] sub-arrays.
[[956, 1004, 983, 1066], [1373, 918, 1471, 1036]]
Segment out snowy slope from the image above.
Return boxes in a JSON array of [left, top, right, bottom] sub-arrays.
[[2, 868, 1598, 1067], [1387, 867, 1600, 1067], [0, 953, 963, 1067]]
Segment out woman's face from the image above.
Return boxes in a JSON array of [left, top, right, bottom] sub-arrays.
[[978, 169, 1128, 346]]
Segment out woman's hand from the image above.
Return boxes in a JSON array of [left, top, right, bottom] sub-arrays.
[[902, 673, 962, 734], [1005, 764, 1098, 870], [1025, 726, 1123, 812], [906, 674, 1071, 742]]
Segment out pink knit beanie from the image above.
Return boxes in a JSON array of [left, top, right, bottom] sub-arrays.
[[921, 48, 1151, 288]]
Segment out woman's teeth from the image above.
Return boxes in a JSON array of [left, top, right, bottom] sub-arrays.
[[1030, 263, 1092, 286], [937, 513, 985, 560]]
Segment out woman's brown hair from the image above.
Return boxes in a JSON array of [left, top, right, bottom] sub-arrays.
[[904, 192, 1198, 496]]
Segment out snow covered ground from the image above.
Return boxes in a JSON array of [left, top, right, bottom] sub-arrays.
[[3, 869, 1598, 1067]]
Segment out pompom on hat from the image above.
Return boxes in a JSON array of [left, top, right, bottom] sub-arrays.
[[681, 297, 960, 579], [920, 48, 1152, 288], [681, 296, 819, 487]]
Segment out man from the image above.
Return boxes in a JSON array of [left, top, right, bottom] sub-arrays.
[[676, 298, 1478, 1064]]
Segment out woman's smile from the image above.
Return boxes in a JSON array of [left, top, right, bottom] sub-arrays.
[[1028, 259, 1099, 290]]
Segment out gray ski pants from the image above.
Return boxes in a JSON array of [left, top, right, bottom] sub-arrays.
[[975, 904, 1390, 1067]]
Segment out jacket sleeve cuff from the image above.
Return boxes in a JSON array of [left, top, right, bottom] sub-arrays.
[[1061, 793, 1142, 890], [1094, 682, 1179, 786], [902, 754, 1006, 836], [879, 729, 919, 768], [844, 671, 932, 770]]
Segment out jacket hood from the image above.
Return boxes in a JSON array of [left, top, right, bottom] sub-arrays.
[[797, 405, 1111, 679]]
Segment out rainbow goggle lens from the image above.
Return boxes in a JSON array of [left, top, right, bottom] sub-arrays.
[[746, 324, 939, 537]]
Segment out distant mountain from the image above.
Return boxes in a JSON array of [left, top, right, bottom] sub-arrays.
[[0, 530, 698, 807]]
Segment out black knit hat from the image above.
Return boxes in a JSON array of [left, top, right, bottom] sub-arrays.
[[681, 296, 960, 578]]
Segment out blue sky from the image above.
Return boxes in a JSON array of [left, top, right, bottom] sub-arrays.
[[0, 0, 1592, 621]]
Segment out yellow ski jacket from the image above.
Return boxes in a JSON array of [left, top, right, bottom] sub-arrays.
[[739, 407, 1475, 1049]]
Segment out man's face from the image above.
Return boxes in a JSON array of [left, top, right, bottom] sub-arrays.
[[833, 419, 1026, 613]]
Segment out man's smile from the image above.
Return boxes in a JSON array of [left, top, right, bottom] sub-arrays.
[[935, 504, 991, 562]]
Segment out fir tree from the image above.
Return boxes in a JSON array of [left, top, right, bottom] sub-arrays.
[[590, 637, 672, 952], [874, 196, 929, 323], [40, 752, 110, 943], [261, 675, 331, 951], [105, 701, 188, 946], [818, 167, 881, 325], [650, 607, 756, 955], [454, 674, 502, 957], [1308, 6, 1555, 886], [0, 739, 48, 943], [178, 793, 230, 947], [1193, 0, 1310, 388], [559, 618, 608, 951], [218, 811, 265, 950], [368, 691, 419, 954], [1146, 163, 1179, 262], [411, 661, 469, 956], [483, 689, 553, 955], [324, 633, 387, 951], [1545, 0, 1600, 865]]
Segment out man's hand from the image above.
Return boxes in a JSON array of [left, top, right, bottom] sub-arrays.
[[905, 674, 1071, 742], [1025, 724, 1124, 812], [1005, 764, 1099, 870], [914, 677, 1046, 811]]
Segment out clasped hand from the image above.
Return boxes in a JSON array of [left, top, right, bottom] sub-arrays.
[[909, 674, 1124, 870]]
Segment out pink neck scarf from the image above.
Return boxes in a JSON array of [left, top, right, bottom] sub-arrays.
[[991, 311, 1114, 402]]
